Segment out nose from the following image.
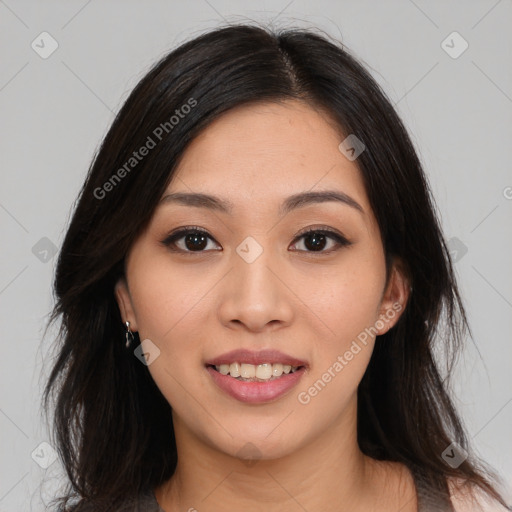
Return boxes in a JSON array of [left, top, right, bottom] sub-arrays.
[[217, 242, 294, 332]]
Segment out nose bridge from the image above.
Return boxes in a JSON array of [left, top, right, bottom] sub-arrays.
[[233, 234, 277, 302], [219, 234, 292, 330]]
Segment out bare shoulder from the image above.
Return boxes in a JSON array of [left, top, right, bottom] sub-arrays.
[[448, 478, 511, 512]]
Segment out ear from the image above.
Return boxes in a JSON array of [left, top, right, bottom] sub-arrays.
[[115, 277, 138, 331], [375, 258, 410, 335]]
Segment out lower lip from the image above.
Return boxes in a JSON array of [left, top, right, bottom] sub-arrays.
[[206, 366, 306, 404]]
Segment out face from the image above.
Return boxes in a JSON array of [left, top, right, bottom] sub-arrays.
[[116, 100, 409, 461]]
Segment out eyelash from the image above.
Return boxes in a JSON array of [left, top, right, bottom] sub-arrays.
[[160, 225, 352, 255]]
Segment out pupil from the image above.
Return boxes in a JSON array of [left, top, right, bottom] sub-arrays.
[[305, 232, 326, 251], [183, 232, 327, 252], [185, 233, 207, 251]]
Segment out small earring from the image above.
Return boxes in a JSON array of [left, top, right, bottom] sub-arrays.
[[125, 321, 135, 348]]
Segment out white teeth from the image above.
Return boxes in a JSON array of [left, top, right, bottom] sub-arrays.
[[272, 363, 283, 377], [229, 362, 241, 377], [255, 363, 272, 380], [213, 362, 300, 381], [240, 363, 256, 379]]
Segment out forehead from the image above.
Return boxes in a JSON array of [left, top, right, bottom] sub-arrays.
[[168, 100, 369, 213]]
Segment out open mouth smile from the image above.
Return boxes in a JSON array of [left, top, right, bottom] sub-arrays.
[[205, 350, 308, 403]]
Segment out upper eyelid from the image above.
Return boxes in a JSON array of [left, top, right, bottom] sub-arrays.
[[164, 226, 344, 241], [161, 226, 350, 251]]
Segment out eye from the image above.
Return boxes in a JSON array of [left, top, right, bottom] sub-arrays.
[[161, 226, 221, 254], [289, 227, 352, 254], [160, 225, 352, 255]]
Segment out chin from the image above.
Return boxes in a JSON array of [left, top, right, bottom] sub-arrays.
[[209, 425, 305, 463]]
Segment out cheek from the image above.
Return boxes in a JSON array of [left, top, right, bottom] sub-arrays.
[[125, 252, 212, 409], [295, 251, 386, 399], [300, 252, 386, 343], [123, 249, 212, 401], [126, 247, 210, 343]]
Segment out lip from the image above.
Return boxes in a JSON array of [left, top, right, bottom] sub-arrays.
[[204, 348, 308, 367], [206, 365, 307, 404], [205, 349, 308, 404]]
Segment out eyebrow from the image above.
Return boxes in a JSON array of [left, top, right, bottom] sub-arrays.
[[159, 190, 364, 215]]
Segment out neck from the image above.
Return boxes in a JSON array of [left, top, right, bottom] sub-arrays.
[[155, 397, 416, 511]]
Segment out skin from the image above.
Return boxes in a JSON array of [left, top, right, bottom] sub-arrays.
[[115, 100, 415, 511]]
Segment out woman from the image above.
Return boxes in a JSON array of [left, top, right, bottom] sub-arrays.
[[44, 24, 509, 511]]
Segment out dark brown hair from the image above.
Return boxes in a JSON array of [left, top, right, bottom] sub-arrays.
[[43, 24, 507, 510]]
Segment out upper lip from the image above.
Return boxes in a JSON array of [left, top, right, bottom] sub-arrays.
[[205, 349, 308, 368]]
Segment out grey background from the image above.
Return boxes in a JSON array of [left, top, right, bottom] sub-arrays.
[[1, 0, 511, 510]]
